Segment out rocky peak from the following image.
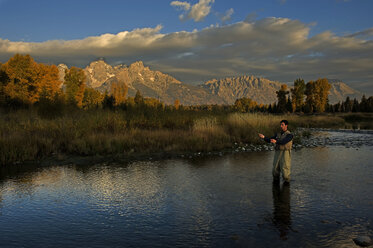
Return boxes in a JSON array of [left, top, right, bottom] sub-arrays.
[[202, 75, 282, 104], [129, 61, 145, 71], [84, 60, 116, 88], [57, 64, 68, 87]]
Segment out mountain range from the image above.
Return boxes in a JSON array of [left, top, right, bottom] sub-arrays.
[[57, 59, 363, 105]]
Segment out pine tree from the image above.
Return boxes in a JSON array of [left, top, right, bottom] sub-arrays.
[[276, 84, 289, 113]]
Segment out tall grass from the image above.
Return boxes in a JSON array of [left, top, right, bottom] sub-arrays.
[[0, 108, 349, 165]]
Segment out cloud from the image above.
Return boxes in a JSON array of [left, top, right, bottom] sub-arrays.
[[170, 1, 190, 11], [171, 0, 214, 22], [346, 28, 373, 39], [1, 17, 373, 94], [218, 8, 234, 24]]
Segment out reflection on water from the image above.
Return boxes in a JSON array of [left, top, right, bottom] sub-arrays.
[[0, 141, 372, 247], [272, 181, 291, 241]]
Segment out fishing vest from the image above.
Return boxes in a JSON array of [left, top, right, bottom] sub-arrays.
[[275, 130, 293, 151]]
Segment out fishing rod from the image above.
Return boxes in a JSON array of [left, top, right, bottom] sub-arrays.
[[235, 112, 261, 135]]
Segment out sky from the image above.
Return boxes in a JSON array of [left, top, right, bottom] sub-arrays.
[[0, 0, 372, 94]]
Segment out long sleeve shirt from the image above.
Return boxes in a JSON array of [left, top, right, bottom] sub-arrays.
[[264, 131, 293, 145]]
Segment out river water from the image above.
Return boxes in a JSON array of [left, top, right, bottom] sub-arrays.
[[0, 131, 372, 247]]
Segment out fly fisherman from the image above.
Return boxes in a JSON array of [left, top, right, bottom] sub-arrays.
[[258, 120, 293, 184]]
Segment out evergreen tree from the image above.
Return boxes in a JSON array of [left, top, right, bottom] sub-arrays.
[[134, 90, 144, 105], [352, 98, 359, 112], [344, 96, 353, 112], [276, 84, 289, 113], [286, 95, 293, 113], [360, 95, 368, 112]]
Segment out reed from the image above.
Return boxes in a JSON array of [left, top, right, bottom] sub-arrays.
[[0, 108, 350, 165]]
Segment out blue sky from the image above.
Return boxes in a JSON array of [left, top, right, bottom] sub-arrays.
[[1, 0, 373, 94]]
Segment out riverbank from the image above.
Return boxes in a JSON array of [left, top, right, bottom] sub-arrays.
[[1, 107, 371, 166]]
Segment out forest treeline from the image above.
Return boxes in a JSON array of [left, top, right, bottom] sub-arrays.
[[1, 54, 373, 116]]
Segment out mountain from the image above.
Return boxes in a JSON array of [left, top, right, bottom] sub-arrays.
[[58, 60, 364, 105], [327, 79, 363, 103], [83, 60, 221, 105], [201, 76, 282, 105]]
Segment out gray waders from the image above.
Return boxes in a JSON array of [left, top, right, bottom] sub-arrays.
[[272, 149, 291, 182]]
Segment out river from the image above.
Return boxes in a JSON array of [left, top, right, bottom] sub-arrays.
[[0, 130, 372, 247]]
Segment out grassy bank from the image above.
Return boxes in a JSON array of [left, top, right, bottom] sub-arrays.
[[0, 107, 358, 165]]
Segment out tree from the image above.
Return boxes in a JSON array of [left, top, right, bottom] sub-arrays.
[[234, 97, 257, 112], [0, 63, 10, 106], [64, 67, 86, 108], [352, 98, 359, 112], [1, 54, 39, 104], [276, 84, 289, 113], [35, 63, 62, 101], [291, 78, 305, 112], [360, 95, 368, 112], [344, 96, 353, 112], [82, 88, 104, 109], [314, 78, 331, 112], [134, 90, 144, 105], [174, 99, 180, 110], [286, 95, 293, 113], [305, 78, 331, 113], [110, 80, 128, 106]]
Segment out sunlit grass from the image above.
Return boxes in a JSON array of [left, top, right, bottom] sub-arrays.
[[0, 108, 356, 165]]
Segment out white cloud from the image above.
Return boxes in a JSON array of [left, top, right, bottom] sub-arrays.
[[171, 0, 214, 22], [219, 8, 234, 24], [170, 1, 190, 11], [1, 17, 373, 94]]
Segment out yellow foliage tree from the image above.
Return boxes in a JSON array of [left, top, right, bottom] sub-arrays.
[[174, 99, 180, 110], [64, 66, 86, 108], [110, 80, 128, 106], [305, 78, 331, 113], [35, 63, 62, 101], [2, 54, 39, 104], [82, 88, 104, 109]]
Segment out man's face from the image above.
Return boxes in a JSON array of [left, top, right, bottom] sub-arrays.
[[280, 122, 287, 132]]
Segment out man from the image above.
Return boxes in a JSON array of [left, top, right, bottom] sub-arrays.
[[258, 120, 293, 183]]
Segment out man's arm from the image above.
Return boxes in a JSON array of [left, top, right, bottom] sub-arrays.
[[275, 133, 293, 145], [258, 133, 276, 143]]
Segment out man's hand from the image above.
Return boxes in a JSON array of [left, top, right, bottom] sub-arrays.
[[258, 133, 265, 139], [270, 139, 277, 144]]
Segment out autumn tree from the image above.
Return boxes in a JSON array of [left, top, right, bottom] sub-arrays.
[[64, 66, 86, 108], [276, 84, 289, 113], [174, 99, 180, 110], [305, 78, 331, 113], [1, 54, 39, 104], [35, 63, 62, 101], [291, 78, 305, 112], [314, 78, 331, 112], [82, 88, 104, 109], [110, 80, 128, 106], [234, 97, 258, 112]]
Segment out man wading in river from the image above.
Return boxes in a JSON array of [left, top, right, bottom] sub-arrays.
[[258, 120, 293, 183]]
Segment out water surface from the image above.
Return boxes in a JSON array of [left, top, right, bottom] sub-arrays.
[[0, 132, 372, 247]]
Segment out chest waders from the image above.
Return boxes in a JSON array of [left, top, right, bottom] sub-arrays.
[[273, 130, 292, 182]]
